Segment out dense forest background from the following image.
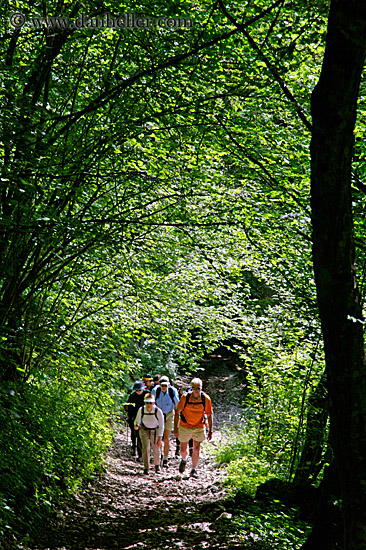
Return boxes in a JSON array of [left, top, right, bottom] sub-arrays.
[[1, 0, 366, 548]]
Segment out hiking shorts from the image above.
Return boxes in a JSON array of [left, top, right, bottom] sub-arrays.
[[178, 425, 206, 443], [164, 410, 174, 432]]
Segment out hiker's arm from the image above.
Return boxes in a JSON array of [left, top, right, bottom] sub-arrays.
[[156, 410, 164, 446], [206, 414, 213, 441], [134, 409, 141, 430]]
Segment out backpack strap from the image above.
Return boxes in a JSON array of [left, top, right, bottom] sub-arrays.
[[180, 391, 206, 424], [141, 405, 159, 429], [168, 386, 175, 405], [155, 385, 175, 405]]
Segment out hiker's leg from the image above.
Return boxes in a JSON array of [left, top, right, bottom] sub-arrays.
[[175, 437, 180, 456], [191, 440, 201, 468], [180, 440, 188, 460], [139, 428, 150, 469], [136, 430, 143, 458], [129, 419, 136, 452], [163, 428, 171, 458], [178, 426, 193, 460], [190, 428, 205, 468], [152, 431, 160, 466], [130, 424, 137, 453], [163, 411, 173, 458]]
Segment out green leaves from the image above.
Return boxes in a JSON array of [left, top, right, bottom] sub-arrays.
[[0, 1, 334, 545]]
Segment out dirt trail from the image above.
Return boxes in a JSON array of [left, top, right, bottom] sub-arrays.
[[32, 357, 247, 550]]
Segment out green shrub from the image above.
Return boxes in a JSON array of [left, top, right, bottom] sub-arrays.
[[0, 372, 114, 547], [231, 500, 311, 550], [225, 456, 270, 496], [213, 424, 271, 496], [211, 421, 312, 549]]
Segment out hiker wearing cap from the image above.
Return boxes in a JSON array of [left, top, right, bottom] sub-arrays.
[[135, 393, 164, 474], [151, 376, 179, 468], [124, 380, 146, 460], [142, 374, 154, 391], [152, 374, 161, 388], [174, 377, 213, 478]]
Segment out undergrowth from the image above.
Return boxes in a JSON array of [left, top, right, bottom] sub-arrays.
[[229, 498, 311, 550], [211, 424, 312, 549], [212, 423, 272, 496], [0, 378, 115, 549]]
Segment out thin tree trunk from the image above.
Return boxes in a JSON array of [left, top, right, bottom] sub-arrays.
[[293, 374, 329, 486]]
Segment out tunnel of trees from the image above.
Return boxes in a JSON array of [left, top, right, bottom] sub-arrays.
[[1, 0, 366, 547]]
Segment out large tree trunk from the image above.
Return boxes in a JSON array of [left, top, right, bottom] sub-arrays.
[[310, 1, 366, 547]]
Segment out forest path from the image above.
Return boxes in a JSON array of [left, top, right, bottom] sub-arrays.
[[32, 353, 250, 550]]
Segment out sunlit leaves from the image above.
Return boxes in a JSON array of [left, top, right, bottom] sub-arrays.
[[0, 1, 333, 543]]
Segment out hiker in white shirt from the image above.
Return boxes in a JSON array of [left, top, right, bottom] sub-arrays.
[[135, 393, 164, 475]]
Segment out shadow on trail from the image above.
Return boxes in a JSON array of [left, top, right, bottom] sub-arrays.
[[32, 428, 240, 550], [36, 498, 237, 550], [31, 353, 256, 550]]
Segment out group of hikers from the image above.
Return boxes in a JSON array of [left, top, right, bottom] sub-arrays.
[[125, 373, 213, 478]]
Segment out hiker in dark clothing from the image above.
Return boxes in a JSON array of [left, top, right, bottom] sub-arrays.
[[125, 380, 146, 460], [152, 374, 161, 388], [142, 374, 154, 391], [175, 384, 193, 457]]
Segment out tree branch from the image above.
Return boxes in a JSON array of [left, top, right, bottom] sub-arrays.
[[217, 0, 312, 131]]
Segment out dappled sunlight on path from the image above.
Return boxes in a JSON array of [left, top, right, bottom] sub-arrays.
[[30, 361, 249, 550]]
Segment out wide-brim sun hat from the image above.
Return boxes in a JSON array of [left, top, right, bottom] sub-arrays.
[[133, 380, 144, 391]]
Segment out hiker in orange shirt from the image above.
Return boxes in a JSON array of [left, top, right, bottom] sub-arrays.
[[174, 377, 213, 478]]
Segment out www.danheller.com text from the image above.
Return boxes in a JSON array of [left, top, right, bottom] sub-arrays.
[[9, 12, 194, 29]]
